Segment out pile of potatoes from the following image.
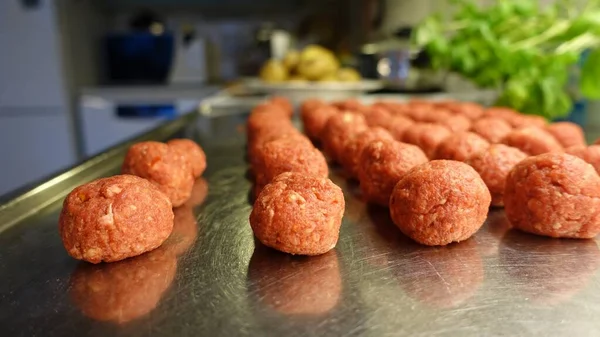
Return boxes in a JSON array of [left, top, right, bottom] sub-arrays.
[[259, 45, 361, 83]]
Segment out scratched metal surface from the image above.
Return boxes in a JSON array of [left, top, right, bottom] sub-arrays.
[[1, 113, 600, 337]]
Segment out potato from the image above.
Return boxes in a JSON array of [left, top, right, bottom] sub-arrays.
[[337, 68, 361, 82], [260, 59, 288, 82]]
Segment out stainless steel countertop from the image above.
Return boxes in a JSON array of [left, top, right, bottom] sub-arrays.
[[1, 110, 600, 336]]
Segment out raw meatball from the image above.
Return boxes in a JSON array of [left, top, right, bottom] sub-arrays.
[[248, 130, 308, 170], [440, 114, 472, 133], [566, 145, 600, 174], [471, 117, 513, 143], [404, 105, 434, 122], [509, 114, 547, 129], [485, 106, 521, 120], [504, 153, 600, 238], [364, 105, 393, 129], [448, 102, 485, 120], [419, 108, 452, 124], [339, 127, 394, 179], [332, 98, 369, 113], [253, 136, 328, 189], [501, 127, 563, 155], [246, 108, 294, 144], [358, 139, 428, 206], [300, 98, 325, 116], [248, 246, 341, 315], [320, 112, 368, 162], [59, 175, 174, 263], [70, 244, 176, 322], [250, 172, 345, 255], [122, 141, 194, 207], [167, 139, 207, 177], [433, 131, 490, 162], [546, 121, 586, 148], [269, 96, 294, 116], [402, 123, 452, 158], [387, 115, 415, 141], [467, 144, 528, 207], [390, 160, 491, 246], [301, 104, 338, 141]]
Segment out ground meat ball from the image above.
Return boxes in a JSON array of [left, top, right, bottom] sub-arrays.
[[441, 114, 472, 133], [167, 139, 207, 177], [485, 106, 521, 121], [448, 102, 485, 120], [358, 139, 428, 206], [375, 101, 411, 116], [253, 136, 328, 188], [59, 175, 174, 263], [546, 122, 586, 148], [402, 123, 452, 158], [301, 105, 338, 141], [404, 105, 434, 122], [419, 108, 452, 124], [300, 98, 325, 115], [246, 108, 294, 144], [390, 160, 491, 246], [250, 172, 345, 255], [70, 244, 176, 323], [509, 114, 548, 128], [566, 145, 600, 174], [501, 126, 563, 155], [364, 105, 393, 129], [269, 96, 294, 117], [433, 131, 490, 162], [339, 127, 394, 179], [504, 153, 600, 238], [471, 117, 513, 143], [248, 130, 308, 171], [332, 98, 370, 113], [247, 246, 341, 315], [320, 112, 368, 162], [387, 115, 415, 141], [467, 144, 528, 207], [122, 141, 194, 207]]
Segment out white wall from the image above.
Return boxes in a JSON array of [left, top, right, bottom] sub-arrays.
[[0, 0, 76, 195]]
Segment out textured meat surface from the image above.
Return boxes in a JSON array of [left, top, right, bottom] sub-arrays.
[[249, 172, 345, 255], [504, 153, 600, 238], [387, 115, 415, 141], [471, 117, 513, 143], [566, 145, 600, 174], [433, 131, 490, 162], [546, 122, 586, 148], [402, 123, 452, 158], [59, 175, 174, 263], [253, 136, 328, 187], [121, 141, 194, 207], [501, 126, 563, 156], [301, 105, 337, 141], [390, 160, 491, 246], [467, 144, 528, 206], [358, 139, 428, 206], [339, 127, 394, 178], [167, 138, 207, 177], [320, 112, 368, 162]]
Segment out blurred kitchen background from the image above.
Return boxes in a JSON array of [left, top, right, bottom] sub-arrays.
[[0, 0, 597, 196]]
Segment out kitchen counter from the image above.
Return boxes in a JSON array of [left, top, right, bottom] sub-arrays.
[[2, 104, 600, 337]]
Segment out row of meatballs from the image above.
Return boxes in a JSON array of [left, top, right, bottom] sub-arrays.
[[300, 98, 600, 243], [59, 138, 207, 263]]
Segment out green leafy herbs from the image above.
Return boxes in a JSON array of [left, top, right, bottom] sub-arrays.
[[412, 0, 600, 119]]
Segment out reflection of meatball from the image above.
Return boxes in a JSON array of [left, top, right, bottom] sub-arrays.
[[467, 144, 528, 206], [183, 177, 209, 208], [546, 122, 586, 148], [402, 123, 452, 158], [504, 153, 600, 238], [566, 145, 600, 174], [70, 245, 177, 323], [167, 139, 207, 177], [358, 139, 428, 206], [247, 245, 341, 315], [59, 175, 174, 263], [253, 136, 328, 188], [320, 112, 368, 162], [499, 230, 600, 305], [471, 117, 513, 143], [501, 126, 563, 155], [364, 105, 393, 129], [390, 161, 491, 246], [166, 206, 199, 257], [301, 105, 338, 141], [433, 131, 490, 162], [122, 141, 195, 207], [387, 115, 414, 141], [250, 172, 345, 255], [339, 127, 394, 178], [393, 240, 484, 308]]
